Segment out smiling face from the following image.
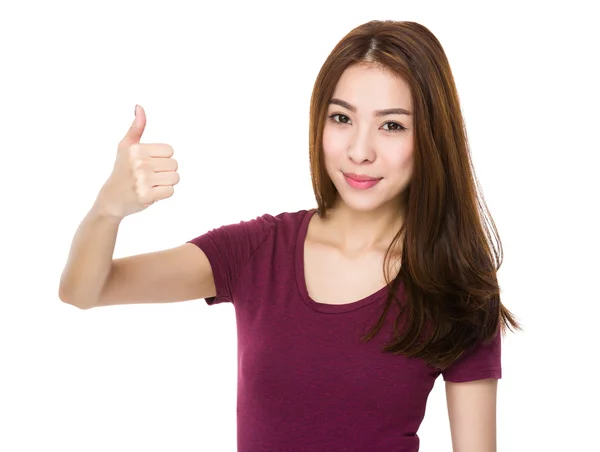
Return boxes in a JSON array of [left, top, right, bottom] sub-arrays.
[[322, 63, 414, 214]]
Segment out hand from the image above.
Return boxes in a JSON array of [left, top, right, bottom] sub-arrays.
[[95, 105, 180, 219]]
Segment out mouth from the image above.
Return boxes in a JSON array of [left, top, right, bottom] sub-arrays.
[[342, 172, 382, 182], [342, 172, 382, 190]]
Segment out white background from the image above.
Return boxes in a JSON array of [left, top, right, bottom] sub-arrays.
[[1, 0, 598, 450]]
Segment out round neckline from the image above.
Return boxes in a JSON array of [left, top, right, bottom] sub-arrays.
[[295, 209, 390, 314]]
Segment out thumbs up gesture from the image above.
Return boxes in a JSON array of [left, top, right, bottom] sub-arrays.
[[95, 105, 180, 219]]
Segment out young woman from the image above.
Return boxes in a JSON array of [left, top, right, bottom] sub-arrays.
[[59, 20, 521, 452]]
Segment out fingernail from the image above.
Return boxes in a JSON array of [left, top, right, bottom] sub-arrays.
[[134, 105, 138, 117]]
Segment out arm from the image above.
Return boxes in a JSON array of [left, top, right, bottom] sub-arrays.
[[58, 202, 121, 309], [445, 378, 498, 452], [58, 203, 215, 309], [59, 104, 212, 309]]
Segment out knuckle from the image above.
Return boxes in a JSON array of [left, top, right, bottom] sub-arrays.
[[129, 143, 141, 157], [130, 157, 143, 171], [135, 185, 148, 202], [134, 176, 150, 199], [132, 158, 151, 173]]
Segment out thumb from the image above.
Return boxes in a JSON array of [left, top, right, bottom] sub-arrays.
[[121, 104, 147, 145]]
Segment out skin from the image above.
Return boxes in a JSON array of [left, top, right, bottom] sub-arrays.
[[60, 62, 497, 452], [304, 62, 413, 304], [305, 63, 498, 451], [314, 62, 414, 255]]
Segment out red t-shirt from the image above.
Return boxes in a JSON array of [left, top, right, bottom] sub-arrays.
[[188, 209, 501, 452]]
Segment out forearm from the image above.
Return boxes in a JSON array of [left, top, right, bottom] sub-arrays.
[[58, 201, 122, 309]]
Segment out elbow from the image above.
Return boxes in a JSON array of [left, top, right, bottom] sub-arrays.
[[58, 281, 94, 310]]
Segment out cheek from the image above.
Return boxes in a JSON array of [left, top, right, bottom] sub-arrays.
[[381, 144, 414, 173], [322, 125, 345, 161]]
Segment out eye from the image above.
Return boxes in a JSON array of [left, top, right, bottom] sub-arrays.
[[327, 114, 407, 134], [382, 121, 407, 133], [328, 113, 351, 124]]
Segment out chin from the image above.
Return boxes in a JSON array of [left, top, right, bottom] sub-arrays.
[[334, 189, 388, 213], [344, 198, 389, 213]]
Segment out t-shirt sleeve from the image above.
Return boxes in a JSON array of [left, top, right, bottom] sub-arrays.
[[441, 327, 502, 383], [186, 214, 275, 306]]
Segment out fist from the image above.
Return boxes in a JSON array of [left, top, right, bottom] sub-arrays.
[[95, 105, 180, 219]]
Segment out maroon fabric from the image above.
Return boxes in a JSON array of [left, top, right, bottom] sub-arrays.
[[188, 209, 501, 451]]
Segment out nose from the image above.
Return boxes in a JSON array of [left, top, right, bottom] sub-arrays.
[[346, 128, 376, 164]]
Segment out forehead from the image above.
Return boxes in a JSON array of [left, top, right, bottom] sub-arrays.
[[331, 64, 412, 110]]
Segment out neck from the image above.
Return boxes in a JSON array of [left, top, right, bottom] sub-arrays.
[[320, 198, 405, 255]]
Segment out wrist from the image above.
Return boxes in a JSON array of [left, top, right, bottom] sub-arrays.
[[90, 198, 125, 224]]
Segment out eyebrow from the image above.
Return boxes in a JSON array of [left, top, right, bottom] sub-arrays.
[[329, 98, 412, 116]]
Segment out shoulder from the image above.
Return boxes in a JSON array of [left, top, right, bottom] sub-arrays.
[[270, 208, 315, 227], [268, 208, 317, 240], [237, 207, 313, 224], [441, 327, 502, 383], [196, 208, 314, 245], [223, 208, 315, 252]]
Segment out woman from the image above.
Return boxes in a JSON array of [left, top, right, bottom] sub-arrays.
[[59, 20, 521, 452]]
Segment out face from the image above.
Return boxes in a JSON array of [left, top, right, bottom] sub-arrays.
[[322, 63, 414, 213]]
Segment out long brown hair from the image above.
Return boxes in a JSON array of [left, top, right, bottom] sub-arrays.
[[308, 20, 523, 371]]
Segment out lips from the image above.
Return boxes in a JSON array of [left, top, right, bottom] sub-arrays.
[[342, 172, 381, 182]]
